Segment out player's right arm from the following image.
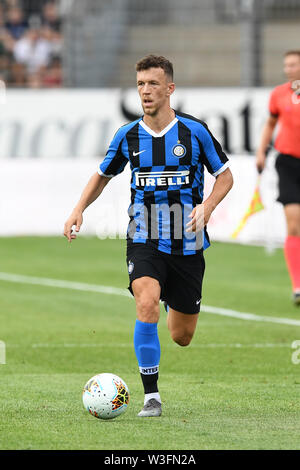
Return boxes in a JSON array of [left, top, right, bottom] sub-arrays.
[[64, 173, 110, 242], [64, 125, 129, 242], [256, 115, 278, 173]]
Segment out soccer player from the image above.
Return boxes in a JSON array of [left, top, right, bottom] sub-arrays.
[[256, 50, 300, 305], [64, 55, 233, 416]]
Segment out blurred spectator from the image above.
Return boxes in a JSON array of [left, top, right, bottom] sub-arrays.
[[21, 0, 49, 21], [41, 24, 62, 57], [9, 59, 27, 86], [13, 26, 53, 75], [0, 0, 64, 87], [41, 54, 62, 87], [42, 1, 61, 32], [0, 48, 12, 82], [5, 6, 28, 40]]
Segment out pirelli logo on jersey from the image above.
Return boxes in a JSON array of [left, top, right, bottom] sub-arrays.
[[135, 170, 190, 188]]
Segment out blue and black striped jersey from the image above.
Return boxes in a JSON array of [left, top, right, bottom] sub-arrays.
[[98, 110, 229, 255]]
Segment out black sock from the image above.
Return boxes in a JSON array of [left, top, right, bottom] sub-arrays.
[[140, 372, 159, 394]]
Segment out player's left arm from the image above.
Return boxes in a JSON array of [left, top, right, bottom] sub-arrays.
[[187, 124, 233, 233], [186, 168, 233, 232]]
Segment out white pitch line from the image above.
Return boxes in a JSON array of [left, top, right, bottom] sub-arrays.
[[0, 271, 130, 298], [200, 305, 300, 327], [0, 271, 300, 327]]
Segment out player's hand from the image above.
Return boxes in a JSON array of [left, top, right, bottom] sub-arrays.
[[186, 202, 213, 233], [256, 150, 266, 174], [63, 211, 83, 243]]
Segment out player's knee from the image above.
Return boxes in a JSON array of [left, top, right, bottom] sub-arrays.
[[171, 331, 193, 347], [136, 297, 160, 323], [285, 208, 300, 236]]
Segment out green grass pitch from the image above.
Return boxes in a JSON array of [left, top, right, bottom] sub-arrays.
[[0, 236, 300, 450]]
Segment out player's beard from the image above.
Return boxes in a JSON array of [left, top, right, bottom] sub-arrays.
[[142, 104, 158, 116]]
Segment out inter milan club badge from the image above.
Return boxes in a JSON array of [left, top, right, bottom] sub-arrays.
[[172, 142, 186, 158]]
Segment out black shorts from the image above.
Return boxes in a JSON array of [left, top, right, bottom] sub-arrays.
[[126, 242, 205, 314], [275, 153, 300, 205]]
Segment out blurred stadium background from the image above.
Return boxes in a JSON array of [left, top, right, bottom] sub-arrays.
[[1, 0, 300, 88], [1, 0, 299, 245]]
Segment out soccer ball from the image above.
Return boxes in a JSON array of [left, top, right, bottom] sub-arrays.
[[82, 373, 129, 420]]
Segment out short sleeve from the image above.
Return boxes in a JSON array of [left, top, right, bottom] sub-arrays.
[[98, 128, 128, 178], [269, 88, 279, 117], [197, 123, 230, 177]]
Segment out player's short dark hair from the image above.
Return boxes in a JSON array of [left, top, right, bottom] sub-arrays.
[[285, 50, 300, 59], [135, 55, 174, 80]]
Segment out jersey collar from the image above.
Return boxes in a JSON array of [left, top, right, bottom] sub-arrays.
[[139, 117, 178, 138]]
